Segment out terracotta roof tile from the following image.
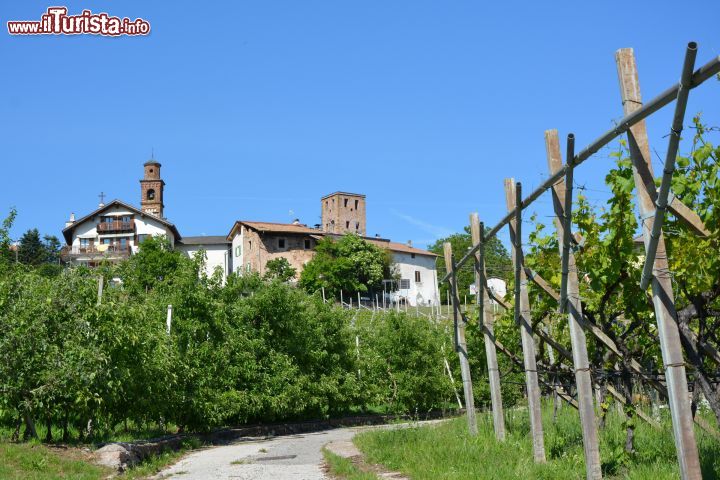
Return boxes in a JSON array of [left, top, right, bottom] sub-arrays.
[[233, 221, 320, 235], [367, 239, 437, 257]]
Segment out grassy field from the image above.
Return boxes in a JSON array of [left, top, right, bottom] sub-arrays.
[[354, 404, 720, 479], [0, 441, 111, 480], [0, 423, 201, 480], [0, 438, 197, 480], [323, 449, 378, 480]]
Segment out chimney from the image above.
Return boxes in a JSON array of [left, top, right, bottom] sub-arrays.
[[65, 212, 76, 228], [407, 240, 412, 247], [375, 233, 380, 238], [292, 218, 301, 225]]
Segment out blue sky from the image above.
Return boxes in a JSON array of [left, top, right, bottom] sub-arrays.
[[1, 1, 718, 249]]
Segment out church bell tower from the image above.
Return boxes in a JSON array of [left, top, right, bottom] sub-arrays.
[[140, 158, 165, 217]]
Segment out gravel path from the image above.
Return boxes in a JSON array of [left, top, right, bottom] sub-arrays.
[[156, 421, 438, 480]]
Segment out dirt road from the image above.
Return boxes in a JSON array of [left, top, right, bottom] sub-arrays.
[[156, 421, 436, 479]]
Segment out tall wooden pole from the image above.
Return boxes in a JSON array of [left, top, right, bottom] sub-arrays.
[[504, 180, 546, 463], [166, 304, 173, 334], [470, 213, 506, 441], [545, 130, 603, 479], [96, 276, 104, 306], [443, 242, 478, 436], [615, 48, 701, 480]]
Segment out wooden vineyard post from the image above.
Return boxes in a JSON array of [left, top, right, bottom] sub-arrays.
[[166, 304, 173, 334], [504, 180, 546, 463], [470, 213, 506, 441], [443, 242, 478, 436], [97, 276, 104, 306], [545, 130, 603, 479], [615, 48, 701, 480]]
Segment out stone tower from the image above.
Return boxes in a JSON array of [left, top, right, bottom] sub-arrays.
[[140, 158, 165, 217], [321, 192, 366, 235]]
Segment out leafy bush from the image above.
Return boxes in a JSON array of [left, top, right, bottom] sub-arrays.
[[0, 231, 461, 441]]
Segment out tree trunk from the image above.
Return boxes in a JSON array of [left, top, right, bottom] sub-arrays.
[[599, 383, 609, 429], [552, 375, 560, 424], [621, 369, 635, 454], [11, 414, 22, 442], [22, 412, 38, 441], [45, 417, 52, 443], [85, 418, 94, 441], [691, 380, 699, 419], [62, 411, 69, 442]]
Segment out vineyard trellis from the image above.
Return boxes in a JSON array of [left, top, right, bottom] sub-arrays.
[[441, 42, 720, 480]]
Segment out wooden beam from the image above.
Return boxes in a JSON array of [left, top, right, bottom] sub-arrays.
[[443, 242, 478, 436], [505, 179, 546, 463], [470, 213, 506, 441], [616, 48, 701, 480], [524, 267, 559, 301], [545, 129, 603, 480]]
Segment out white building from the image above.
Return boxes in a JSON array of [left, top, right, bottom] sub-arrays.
[[61, 199, 181, 267], [176, 236, 231, 279], [368, 240, 439, 307], [61, 164, 440, 302]]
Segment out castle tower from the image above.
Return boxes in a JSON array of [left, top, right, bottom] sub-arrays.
[[321, 192, 366, 235], [140, 158, 165, 217]]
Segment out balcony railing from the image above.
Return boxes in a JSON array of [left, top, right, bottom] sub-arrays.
[[61, 245, 132, 258], [97, 219, 134, 233]]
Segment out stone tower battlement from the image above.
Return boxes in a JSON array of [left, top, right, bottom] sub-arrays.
[[321, 192, 366, 235]]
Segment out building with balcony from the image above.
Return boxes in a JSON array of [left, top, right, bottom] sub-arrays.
[[61, 199, 181, 267], [60, 161, 437, 303]]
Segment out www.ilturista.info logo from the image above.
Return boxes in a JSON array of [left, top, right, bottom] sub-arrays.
[[7, 7, 150, 36]]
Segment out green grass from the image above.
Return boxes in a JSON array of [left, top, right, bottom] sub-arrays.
[[323, 448, 378, 479], [0, 433, 201, 480], [354, 404, 720, 479], [0, 441, 111, 480], [122, 443, 196, 479]]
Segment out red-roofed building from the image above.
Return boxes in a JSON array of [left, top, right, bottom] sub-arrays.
[[227, 196, 440, 306]]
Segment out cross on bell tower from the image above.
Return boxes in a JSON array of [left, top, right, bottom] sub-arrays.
[[98, 191, 106, 207], [140, 155, 165, 217]]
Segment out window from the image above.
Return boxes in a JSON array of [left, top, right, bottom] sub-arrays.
[[304, 239, 311, 250], [415, 271, 421, 283], [345, 221, 350, 229], [400, 279, 410, 289], [120, 238, 128, 249], [103, 238, 111, 245], [248, 240, 252, 250], [235, 246, 242, 257], [147, 189, 155, 200], [80, 238, 89, 247], [355, 222, 359, 230], [344, 198, 348, 207], [137, 234, 149, 244], [246, 263, 251, 272], [278, 238, 286, 249], [411, 253, 416, 259], [355, 199, 359, 209]]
